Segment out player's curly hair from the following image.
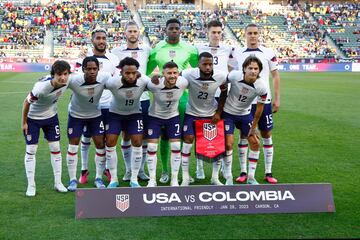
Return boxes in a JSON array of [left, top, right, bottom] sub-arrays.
[[242, 56, 263, 77], [166, 18, 181, 27], [199, 52, 213, 60], [50, 60, 71, 76], [82, 56, 100, 71], [118, 57, 140, 69]]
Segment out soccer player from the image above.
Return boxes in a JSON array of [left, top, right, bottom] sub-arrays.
[[111, 21, 151, 182], [195, 19, 234, 180], [180, 52, 227, 186], [145, 61, 188, 187], [105, 57, 150, 188], [223, 56, 267, 185], [147, 18, 198, 184], [66, 56, 110, 191], [22, 60, 71, 197], [75, 28, 119, 184], [232, 23, 281, 184]]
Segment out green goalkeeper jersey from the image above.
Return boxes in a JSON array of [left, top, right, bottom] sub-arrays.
[[146, 40, 199, 75]]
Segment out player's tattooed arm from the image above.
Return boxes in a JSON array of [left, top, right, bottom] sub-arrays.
[[212, 84, 228, 124]]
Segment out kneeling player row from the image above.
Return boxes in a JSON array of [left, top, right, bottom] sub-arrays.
[[22, 54, 270, 196]]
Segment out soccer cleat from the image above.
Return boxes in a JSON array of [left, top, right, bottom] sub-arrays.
[[247, 178, 259, 185], [265, 173, 278, 184], [159, 172, 169, 184], [94, 178, 105, 189], [130, 181, 141, 188], [103, 169, 111, 182], [147, 179, 157, 187], [225, 178, 233, 186], [189, 176, 195, 183], [181, 177, 191, 186], [211, 178, 224, 186], [170, 178, 179, 187], [26, 184, 36, 197], [196, 169, 205, 180], [235, 172, 248, 183], [138, 171, 150, 181], [54, 183, 68, 193], [122, 171, 131, 182], [79, 170, 89, 184], [67, 179, 78, 192], [107, 181, 119, 188]]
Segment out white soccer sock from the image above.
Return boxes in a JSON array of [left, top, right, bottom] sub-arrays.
[[67, 144, 79, 181], [95, 148, 106, 179], [131, 146, 143, 182], [146, 143, 158, 182], [49, 141, 62, 185], [106, 146, 118, 183], [24, 144, 38, 186], [121, 140, 132, 173], [238, 138, 248, 173], [181, 143, 193, 181], [80, 136, 91, 171], [170, 142, 181, 180], [140, 142, 147, 173], [196, 158, 204, 172], [248, 150, 260, 179], [212, 160, 221, 180], [263, 137, 274, 174], [223, 150, 233, 180]]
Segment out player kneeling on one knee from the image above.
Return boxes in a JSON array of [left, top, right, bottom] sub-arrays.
[[146, 61, 188, 187], [22, 60, 71, 197], [223, 56, 267, 185]]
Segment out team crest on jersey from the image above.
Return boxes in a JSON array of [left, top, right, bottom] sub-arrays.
[[131, 51, 138, 59], [99, 62, 103, 70], [148, 129, 153, 136], [211, 48, 217, 55], [87, 88, 95, 96], [241, 87, 250, 94], [225, 124, 230, 131], [169, 50, 176, 59], [26, 135, 32, 141], [105, 124, 109, 131], [116, 194, 130, 212], [166, 92, 173, 99], [126, 90, 134, 98], [83, 126, 87, 132], [183, 125, 188, 132], [201, 83, 209, 91], [68, 128, 73, 135], [203, 123, 217, 141]]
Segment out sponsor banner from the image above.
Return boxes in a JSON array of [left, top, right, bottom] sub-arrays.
[[0, 60, 77, 72], [195, 120, 225, 162], [278, 63, 352, 72], [75, 184, 335, 219], [352, 63, 360, 72]]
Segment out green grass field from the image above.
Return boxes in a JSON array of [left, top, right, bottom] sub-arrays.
[[0, 72, 359, 239]]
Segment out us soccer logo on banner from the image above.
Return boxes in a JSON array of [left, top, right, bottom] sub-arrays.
[[203, 123, 217, 141], [116, 194, 130, 212]]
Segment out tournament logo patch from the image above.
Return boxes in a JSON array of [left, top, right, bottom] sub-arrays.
[[169, 50, 176, 59], [148, 129, 153, 136], [26, 135, 32, 141], [87, 88, 95, 96], [99, 61, 104, 70], [166, 92, 173, 99], [131, 51, 138, 59], [201, 83, 209, 91], [68, 128, 73, 135], [126, 90, 134, 98], [116, 194, 130, 212], [203, 123, 217, 141]]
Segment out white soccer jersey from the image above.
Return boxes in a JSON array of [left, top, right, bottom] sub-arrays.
[[27, 75, 69, 120], [147, 76, 188, 119], [224, 70, 268, 116], [68, 72, 110, 119], [181, 68, 227, 117], [111, 45, 152, 101], [74, 49, 120, 109], [195, 43, 234, 98], [106, 75, 150, 115], [232, 45, 278, 104]]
